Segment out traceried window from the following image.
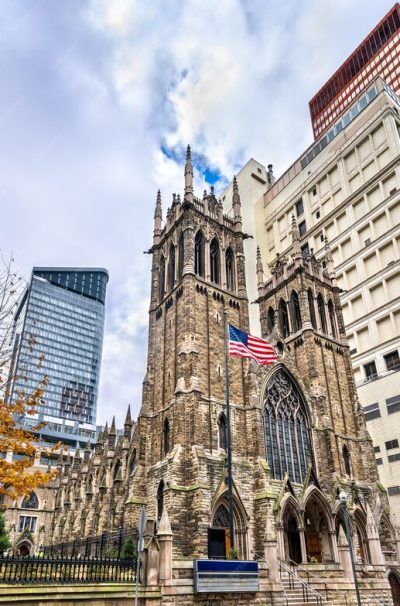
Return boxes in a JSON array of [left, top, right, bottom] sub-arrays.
[[278, 299, 290, 338], [290, 291, 302, 332], [218, 413, 227, 450], [178, 233, 184, 280], [21, 492, 38, 509], [267, 307, 275, 333], [263, 369, 311, 483], [168, 244, 175, 291], [328, 299, 337, 338], [159, 255, 165, 301], [308, 289, 317, 329], [317, 293, 327, 333], [195, 231, 205, 277], [18, 516, 37, 533], [225, 247, 235, 291], [210, 238, 220, 284]]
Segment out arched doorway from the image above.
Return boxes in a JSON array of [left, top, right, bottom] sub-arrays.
[[208, 498, 248, 559], [17, 542, 31, 557], [304, 493, 334, 563], [287, 515, 302, 564], [389, 572, 400, 606]]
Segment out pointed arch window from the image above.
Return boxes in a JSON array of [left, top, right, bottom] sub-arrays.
[[21, 492, 38, 509], [210, 238, 220, 284], [113, 459, 122, 482], [168, 244, 175, 291], [263, 368, 312, 483], [225, 247, 235, 291], [195, 231, 204, 277], [163, 417, 170, 456], [290, 291, 302, 332], [157, 480, 164, 521], [129, 449, 137, 476], [278, 299, 290, 338], [218, 413, 227, 450], [267, 307, 275, 333], [343, 445, 351, 476], [308, 289, 317, 329], [317, 293, 327, 333], [328, 299, 337, 338], [159, 255, 165, 301], [178, 233, 184, 280]]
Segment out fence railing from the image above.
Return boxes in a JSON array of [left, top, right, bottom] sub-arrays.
[[44, 528, 137, 560], [0, 554, 136, 585]]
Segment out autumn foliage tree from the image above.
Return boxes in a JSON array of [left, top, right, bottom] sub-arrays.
[[0, 254, 58, 501]]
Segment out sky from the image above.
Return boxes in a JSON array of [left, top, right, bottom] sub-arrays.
[[0, 0, 395, 426]]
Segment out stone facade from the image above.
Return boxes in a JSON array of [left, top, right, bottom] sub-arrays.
[[51, 148, 400, 604]]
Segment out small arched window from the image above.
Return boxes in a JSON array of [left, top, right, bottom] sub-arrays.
[[178, 233, 184, 280], [267, 307, 275, 333], [328, 299, 337, 338], [129, 449, 137, 475], [225, 248, 235, 291], [195, 231, 205, 277], [210, 238, 220, 284], [278, 299, 290, 338], [21, 492, 38, 509], [317, 293, 327, 333], [308, 289, 317, 329], [113, 459, 122, 482], [290, 291, 302, 332], [159, 255, 165, 302], [163, 418, 170, 456], [86, 474, 94, 494], [343, 445, 351, 476], [168, 244, 175, 291], [218, 413, 227, 450], [157, 480, 164, 521]]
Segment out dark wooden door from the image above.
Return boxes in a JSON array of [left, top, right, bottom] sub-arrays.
[[305, 531, 322, 562]]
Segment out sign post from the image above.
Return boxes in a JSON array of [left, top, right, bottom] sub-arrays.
[[224, 311, 235, 552], [134, 506, 147, 606]]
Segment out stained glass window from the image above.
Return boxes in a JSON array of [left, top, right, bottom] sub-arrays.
[[317, 293, 327, 333], [263, 369, 312, 483], [279, 299, 290, 338], [159, 255, 165, 301], [225, 248, 235, 291], [21, 492, 38, 509], [290, 291, 302, 331]]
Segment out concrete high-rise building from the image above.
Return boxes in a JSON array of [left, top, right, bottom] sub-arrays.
[[9, 267, 108, 451], [255, 75, 400, 518], [309, 3, 400, 139]]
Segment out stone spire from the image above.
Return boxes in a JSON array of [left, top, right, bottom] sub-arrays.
[[256, 246, 264, 290], [184, 145, 193, 203], [108, 416, 116, 448], [124, 404, 132, 438], [153, 189, 162, 244], [83, 440, 91, 463], [232, 176, 242, 231]]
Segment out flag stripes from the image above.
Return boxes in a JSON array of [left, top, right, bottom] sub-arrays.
[[228, 324, 277, 365]]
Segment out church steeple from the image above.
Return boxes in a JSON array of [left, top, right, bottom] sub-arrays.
[[184, 145, 193, 203]]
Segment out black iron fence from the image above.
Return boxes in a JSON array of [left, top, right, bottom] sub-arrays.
[[0, 529, 139, 585], [0, 554, 136, 584]]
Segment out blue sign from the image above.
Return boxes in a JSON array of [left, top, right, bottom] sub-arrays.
[[194, 559, 259, 593]]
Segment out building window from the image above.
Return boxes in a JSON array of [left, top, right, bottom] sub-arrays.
[[129, 449, 137, 475], [386, 395, 400, 415], [195, 231, 205, 277], [218, 414, 227, 450], [290, 291, 302, 332], [363, 361, 377, 381], [317, 293, 327, 333], [388, 453, 400, 463], [384, 351, 400, 372], [299, 220, 307, 237], [210, 238, 220, 284], [21, 492, 39, 509], [295, 199, 304, 216], [308, 289, 317, 329], [18, 516, 37, 533], [157, 480, 164, 521], [301, 242, 310, 259], [374, 446, 381, 453], [263, 369, 311, 483], [388, 486, 400, 496], [225, 248, 235, 291], [278, 299, 290, 338], [363, 402, 381, 422], [178, 233, 184, 280], [168, 244, 175, 291], [328, 299, 337, 338], [385, 439, 399, 451], [163, 418, 170, 456], [376, 458, 383, 465], [343, 445, 351, 476], [159, 255, 165, 301], [113, 459, 122, 482], [267, 307, 275, 333]]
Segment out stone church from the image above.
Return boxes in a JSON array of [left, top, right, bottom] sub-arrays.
[[52, 148, 400, 605]]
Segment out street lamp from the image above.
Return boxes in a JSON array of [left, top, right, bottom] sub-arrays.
[[339, 490, 362, 606]]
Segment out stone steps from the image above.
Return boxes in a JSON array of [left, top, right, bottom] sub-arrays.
[[281, 571, 332, 606]]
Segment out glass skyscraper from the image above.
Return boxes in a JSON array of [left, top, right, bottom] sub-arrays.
[[9, 267, 108, 450]]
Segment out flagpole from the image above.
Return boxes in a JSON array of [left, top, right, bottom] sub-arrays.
[[224, 310, 235, 552]]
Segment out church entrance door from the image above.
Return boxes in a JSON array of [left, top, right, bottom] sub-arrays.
[[305, 531, 322, 562], [389, 573, 400, 606], [287, 516, 302, 564]]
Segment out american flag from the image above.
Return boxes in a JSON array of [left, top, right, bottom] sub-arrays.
[[229, 324, 277, 365]]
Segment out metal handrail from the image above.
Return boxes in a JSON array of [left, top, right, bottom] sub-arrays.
[[280, 560, 324, 605], [286, 557, 328, 597]]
